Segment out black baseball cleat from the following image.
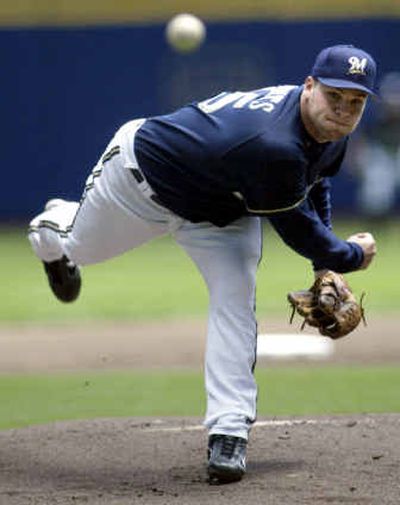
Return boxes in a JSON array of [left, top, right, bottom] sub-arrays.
[[43, 255, 81, 302], [207, 434, 247, 484]]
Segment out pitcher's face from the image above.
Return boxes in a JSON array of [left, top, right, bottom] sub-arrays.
[[301, 77, 368, 142]]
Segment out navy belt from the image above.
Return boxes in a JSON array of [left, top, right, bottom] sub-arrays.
[[129, 168, 163, 207]]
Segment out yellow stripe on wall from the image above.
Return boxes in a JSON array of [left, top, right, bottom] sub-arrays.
[[0, 0, 399, 27]]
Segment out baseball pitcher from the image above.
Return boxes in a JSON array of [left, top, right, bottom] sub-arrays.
[[28, 44, 377, 484]]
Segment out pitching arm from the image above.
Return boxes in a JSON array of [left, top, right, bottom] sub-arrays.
[[268, 199, 364, 273]]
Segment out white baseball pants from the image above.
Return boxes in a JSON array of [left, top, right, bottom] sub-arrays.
[[29, 119, 263, 440]]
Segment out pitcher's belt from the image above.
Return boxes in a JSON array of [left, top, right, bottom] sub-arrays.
[[129, 167, 163, 207]]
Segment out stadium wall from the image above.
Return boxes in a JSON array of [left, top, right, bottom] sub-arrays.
[[1, 13, 399, 220]]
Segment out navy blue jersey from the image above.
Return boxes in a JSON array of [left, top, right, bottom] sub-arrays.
[[135, 86, 345, 226], [134, 85, 363, 272]]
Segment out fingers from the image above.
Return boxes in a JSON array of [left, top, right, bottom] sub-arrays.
[[346, 232, 377, 269], [314, 269, 330, 279]]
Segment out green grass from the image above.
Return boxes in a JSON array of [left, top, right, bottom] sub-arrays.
[[2, 219, 400, 322], [0, 370, 204, 430], [1, 221, 399, 432], [0, 365, 399, 430]]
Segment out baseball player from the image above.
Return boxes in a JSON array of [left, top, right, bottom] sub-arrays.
[[28, 44, 377, 484]]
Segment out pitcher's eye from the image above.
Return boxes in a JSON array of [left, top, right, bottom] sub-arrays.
[[351, 98, 364, 107], [327, 91, 341, 102]]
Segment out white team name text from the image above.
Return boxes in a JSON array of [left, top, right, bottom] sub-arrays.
[[198, 86, 296, 114]]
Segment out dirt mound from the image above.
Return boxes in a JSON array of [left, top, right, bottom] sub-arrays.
[[1, 415, 399, 504]]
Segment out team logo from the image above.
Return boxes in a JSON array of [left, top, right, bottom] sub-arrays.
[[347, 56, 367, 75]]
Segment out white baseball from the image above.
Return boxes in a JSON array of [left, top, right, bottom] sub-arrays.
[[165, 13, 206, 53]]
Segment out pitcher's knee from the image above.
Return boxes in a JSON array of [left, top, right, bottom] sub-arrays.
[[210, 265, 256, 301], [28, 227, 65, 263]]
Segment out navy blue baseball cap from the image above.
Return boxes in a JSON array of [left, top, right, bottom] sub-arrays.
[[311, 44, 377, 95]]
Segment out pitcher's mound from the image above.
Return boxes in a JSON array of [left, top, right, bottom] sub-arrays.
[[0, 414, 399, 504]]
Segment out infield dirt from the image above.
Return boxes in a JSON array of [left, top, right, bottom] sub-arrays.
[[0, 314, 399, 372]]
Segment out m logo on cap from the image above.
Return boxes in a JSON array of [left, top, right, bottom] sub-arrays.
[[311, 45, 377, 95], [348, 56, 367, 75]]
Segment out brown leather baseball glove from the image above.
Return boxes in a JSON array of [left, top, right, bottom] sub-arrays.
[[287, 271, 365, 339]]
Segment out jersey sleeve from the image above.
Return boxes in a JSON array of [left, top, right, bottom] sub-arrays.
[[320, 139, 348, 177], [308, 177, 332, 229], [268, 199, 364, 273], [307, 141, 347, 228]]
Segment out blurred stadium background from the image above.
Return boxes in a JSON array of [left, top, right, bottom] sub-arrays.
[[1, 0, 400, 222]]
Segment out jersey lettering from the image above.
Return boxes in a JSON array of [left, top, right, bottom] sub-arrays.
[[198, 86, 296, 114], [197, 92, 243, 113]]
